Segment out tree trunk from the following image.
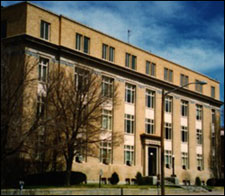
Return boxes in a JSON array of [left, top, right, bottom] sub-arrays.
[[65, 159, 72, 186]]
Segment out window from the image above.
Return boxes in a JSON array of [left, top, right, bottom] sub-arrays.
[[124, 114, 134, 134], [131, 55, 136, 70], [211, 86, 215, 98], [146, 61, 156, 76], [145, 119, 154, 134], [125, 53, 130, 68], [38, 58, 48, 82], [102, 44, 115, 62], [36, 95, 46, 117], [109, 47, 115, 62], [165, 123, 172, 140], [125, 53, 136, 70], [182, 152, 189, 169], [74, 67, 89, 91], [197, 154, 203, 170], [76, 33, 82, 50], [212, 109, 216, 124], [164, 68, 173, 82], [83, 36, 90, 53], [195, 80, 203, 93], [40, 20, 50, 40], [146, 90, 155, 109], [102, 76, 113, 98], [1, 20, 7, 38], [165, 150, 172, 168], [181, 100, 188, 117], [102, 110, 112, 131], [124, 145, 134, 166], [181, 126, 188, 143], [165, 96, 172, 113], [102, 44, 108, 59], [180, 74, 189, 87], [196, 129, 203, 145], [196, 105, 202, 121], [125, 84, 135, 104], [100, 141, 112, 164], [74, 140, 85, 163]]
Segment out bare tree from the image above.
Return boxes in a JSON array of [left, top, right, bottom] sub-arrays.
[[1, 45, 39, 162], [0, 44, 55, 186], [209, 110, 223, 180], [45, 66, 122, 185]]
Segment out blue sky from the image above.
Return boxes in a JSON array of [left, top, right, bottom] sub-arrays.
[[2, 1, 224, 102]]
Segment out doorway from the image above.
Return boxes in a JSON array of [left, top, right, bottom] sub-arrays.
[[148, 147, 157, 176]]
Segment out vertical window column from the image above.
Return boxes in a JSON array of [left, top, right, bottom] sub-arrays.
[[100, 141, 112, 164], [124, 145, 134, 166]]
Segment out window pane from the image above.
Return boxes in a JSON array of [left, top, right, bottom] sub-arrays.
[[151, 63, 156, 76], [164, 68, 168, 80], [109, 47, 114, 62], [169, 70, 173, 82], [76, 34, 81, 50], [84, 36, 89, 53], [102, 44, 107, 59], [132, 56, 136, 70], [146, 61, 150, 74], [125, 53, 130, 67]]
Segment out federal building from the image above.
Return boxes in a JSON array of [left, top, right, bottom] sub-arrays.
[[1, 2, 223, 184]]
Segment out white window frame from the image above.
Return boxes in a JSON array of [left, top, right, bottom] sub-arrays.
[[102, 109, 112, 131], [125, 83, 135, 104], [146, 89, 155, 109], [165, 123, 172, 140], [40, 20, 50, 40], [197, 154, 204, 170], [165, 96, 172, 113], [165, 150, 172, 168], [181, 126, 188, 143], [182, 152, 189, 169], [145, 118, 154, 134], [181, 100, 188, 117], [124, 145, 134, 166], [36, 94, 46, 117], [76, 33, 82, 51], [196, 129, 203, 145], [124, 114, 135, 134], [109, 47, 115, 62], [38, 57, 48, 83], [102, 76, 113, 98], [196, 105, 202, 121], [100, 141, 112, 164], [74, 67, 89, 91]]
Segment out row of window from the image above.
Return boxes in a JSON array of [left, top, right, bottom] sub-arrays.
[[77, 141, 204, 170], [102, 108, 204, 144], [165, 151, 204, 171], [36, 20, 216, 97]]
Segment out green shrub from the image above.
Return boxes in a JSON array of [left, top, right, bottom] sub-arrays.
[[142, 176, 153, 185], [25, 171, 87, 186], [195, 177, 201, 186], [109, 172, 119, 185], [135, 172, 143, 185]]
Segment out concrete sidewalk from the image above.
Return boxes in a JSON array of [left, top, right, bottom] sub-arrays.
[[1, 188, 224, 195]]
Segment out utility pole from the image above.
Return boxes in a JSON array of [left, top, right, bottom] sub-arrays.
[[160, 89, 165, 195]]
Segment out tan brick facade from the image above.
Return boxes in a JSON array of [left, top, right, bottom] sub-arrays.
[[1, 2, 223, 184]]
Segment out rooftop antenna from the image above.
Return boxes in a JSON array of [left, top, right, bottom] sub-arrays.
[[128, 29, 131, 44]]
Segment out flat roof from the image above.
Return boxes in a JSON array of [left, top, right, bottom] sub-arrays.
[[2, 1, 220, 84]]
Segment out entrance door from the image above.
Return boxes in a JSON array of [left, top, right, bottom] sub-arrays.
[[148, 147, 157, 176]]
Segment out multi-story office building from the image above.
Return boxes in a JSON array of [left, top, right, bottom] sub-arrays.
[[1, 2, 223, 184]]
